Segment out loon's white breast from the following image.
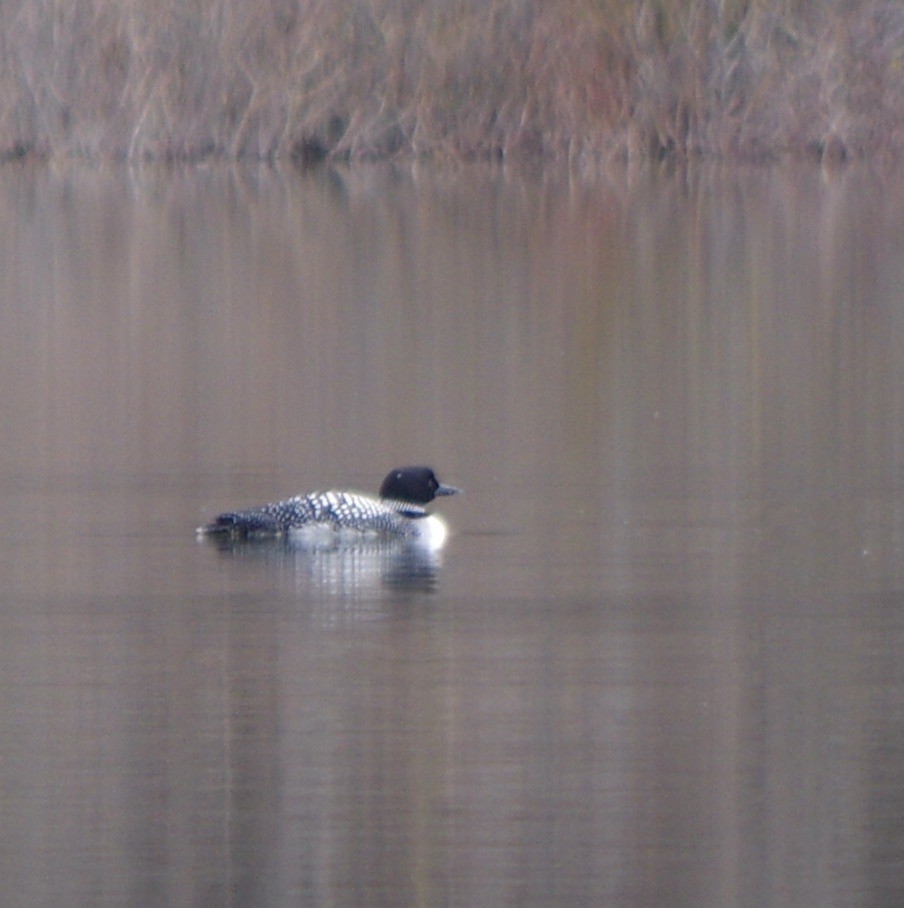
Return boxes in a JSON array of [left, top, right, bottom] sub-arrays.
[[398, 512, 449, 549]]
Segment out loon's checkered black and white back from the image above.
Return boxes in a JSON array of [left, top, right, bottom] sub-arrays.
[[198, 466, 459, 542], [208, 490, 425, 537]]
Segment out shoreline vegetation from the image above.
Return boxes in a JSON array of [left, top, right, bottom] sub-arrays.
[[2, 1, 902, 167]]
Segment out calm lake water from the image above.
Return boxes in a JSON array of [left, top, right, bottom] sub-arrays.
[[1, 161, 903, 907]]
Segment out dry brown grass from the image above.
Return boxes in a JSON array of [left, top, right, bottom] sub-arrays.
[[1, 0, 902, 165]]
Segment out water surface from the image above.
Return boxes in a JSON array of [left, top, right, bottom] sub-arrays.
[[0, 162, 902, 906]]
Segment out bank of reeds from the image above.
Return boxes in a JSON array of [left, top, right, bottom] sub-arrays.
[[1, 0, 902, 165]]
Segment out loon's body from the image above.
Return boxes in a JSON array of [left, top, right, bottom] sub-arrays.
[[198, 466, 459, 545]]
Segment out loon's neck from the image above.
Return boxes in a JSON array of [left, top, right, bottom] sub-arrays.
[[382, 498, 429, 519]]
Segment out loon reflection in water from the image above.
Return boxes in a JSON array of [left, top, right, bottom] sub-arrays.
[[205, 532, 449, 595]]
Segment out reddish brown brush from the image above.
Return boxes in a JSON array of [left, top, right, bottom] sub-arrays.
[[0, 0, 900, 164]]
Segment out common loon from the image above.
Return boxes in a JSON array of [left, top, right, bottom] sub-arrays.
[[197, 466, 460, 545]]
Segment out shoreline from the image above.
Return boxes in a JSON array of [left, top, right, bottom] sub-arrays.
[[2, 1, 902, 167]]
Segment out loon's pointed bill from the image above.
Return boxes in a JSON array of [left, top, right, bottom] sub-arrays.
[[198, 465, 460, 545]]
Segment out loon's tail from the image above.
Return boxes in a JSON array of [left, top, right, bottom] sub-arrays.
[[196, 510, 282, 539]]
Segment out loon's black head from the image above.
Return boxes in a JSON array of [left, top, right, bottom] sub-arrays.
[[378, 466, 460, 505]]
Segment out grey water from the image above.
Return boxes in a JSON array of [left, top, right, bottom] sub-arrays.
[[1, 161, 902, 907]]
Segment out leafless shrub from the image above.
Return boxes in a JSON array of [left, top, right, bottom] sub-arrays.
[[0, 0, 900, 164]]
